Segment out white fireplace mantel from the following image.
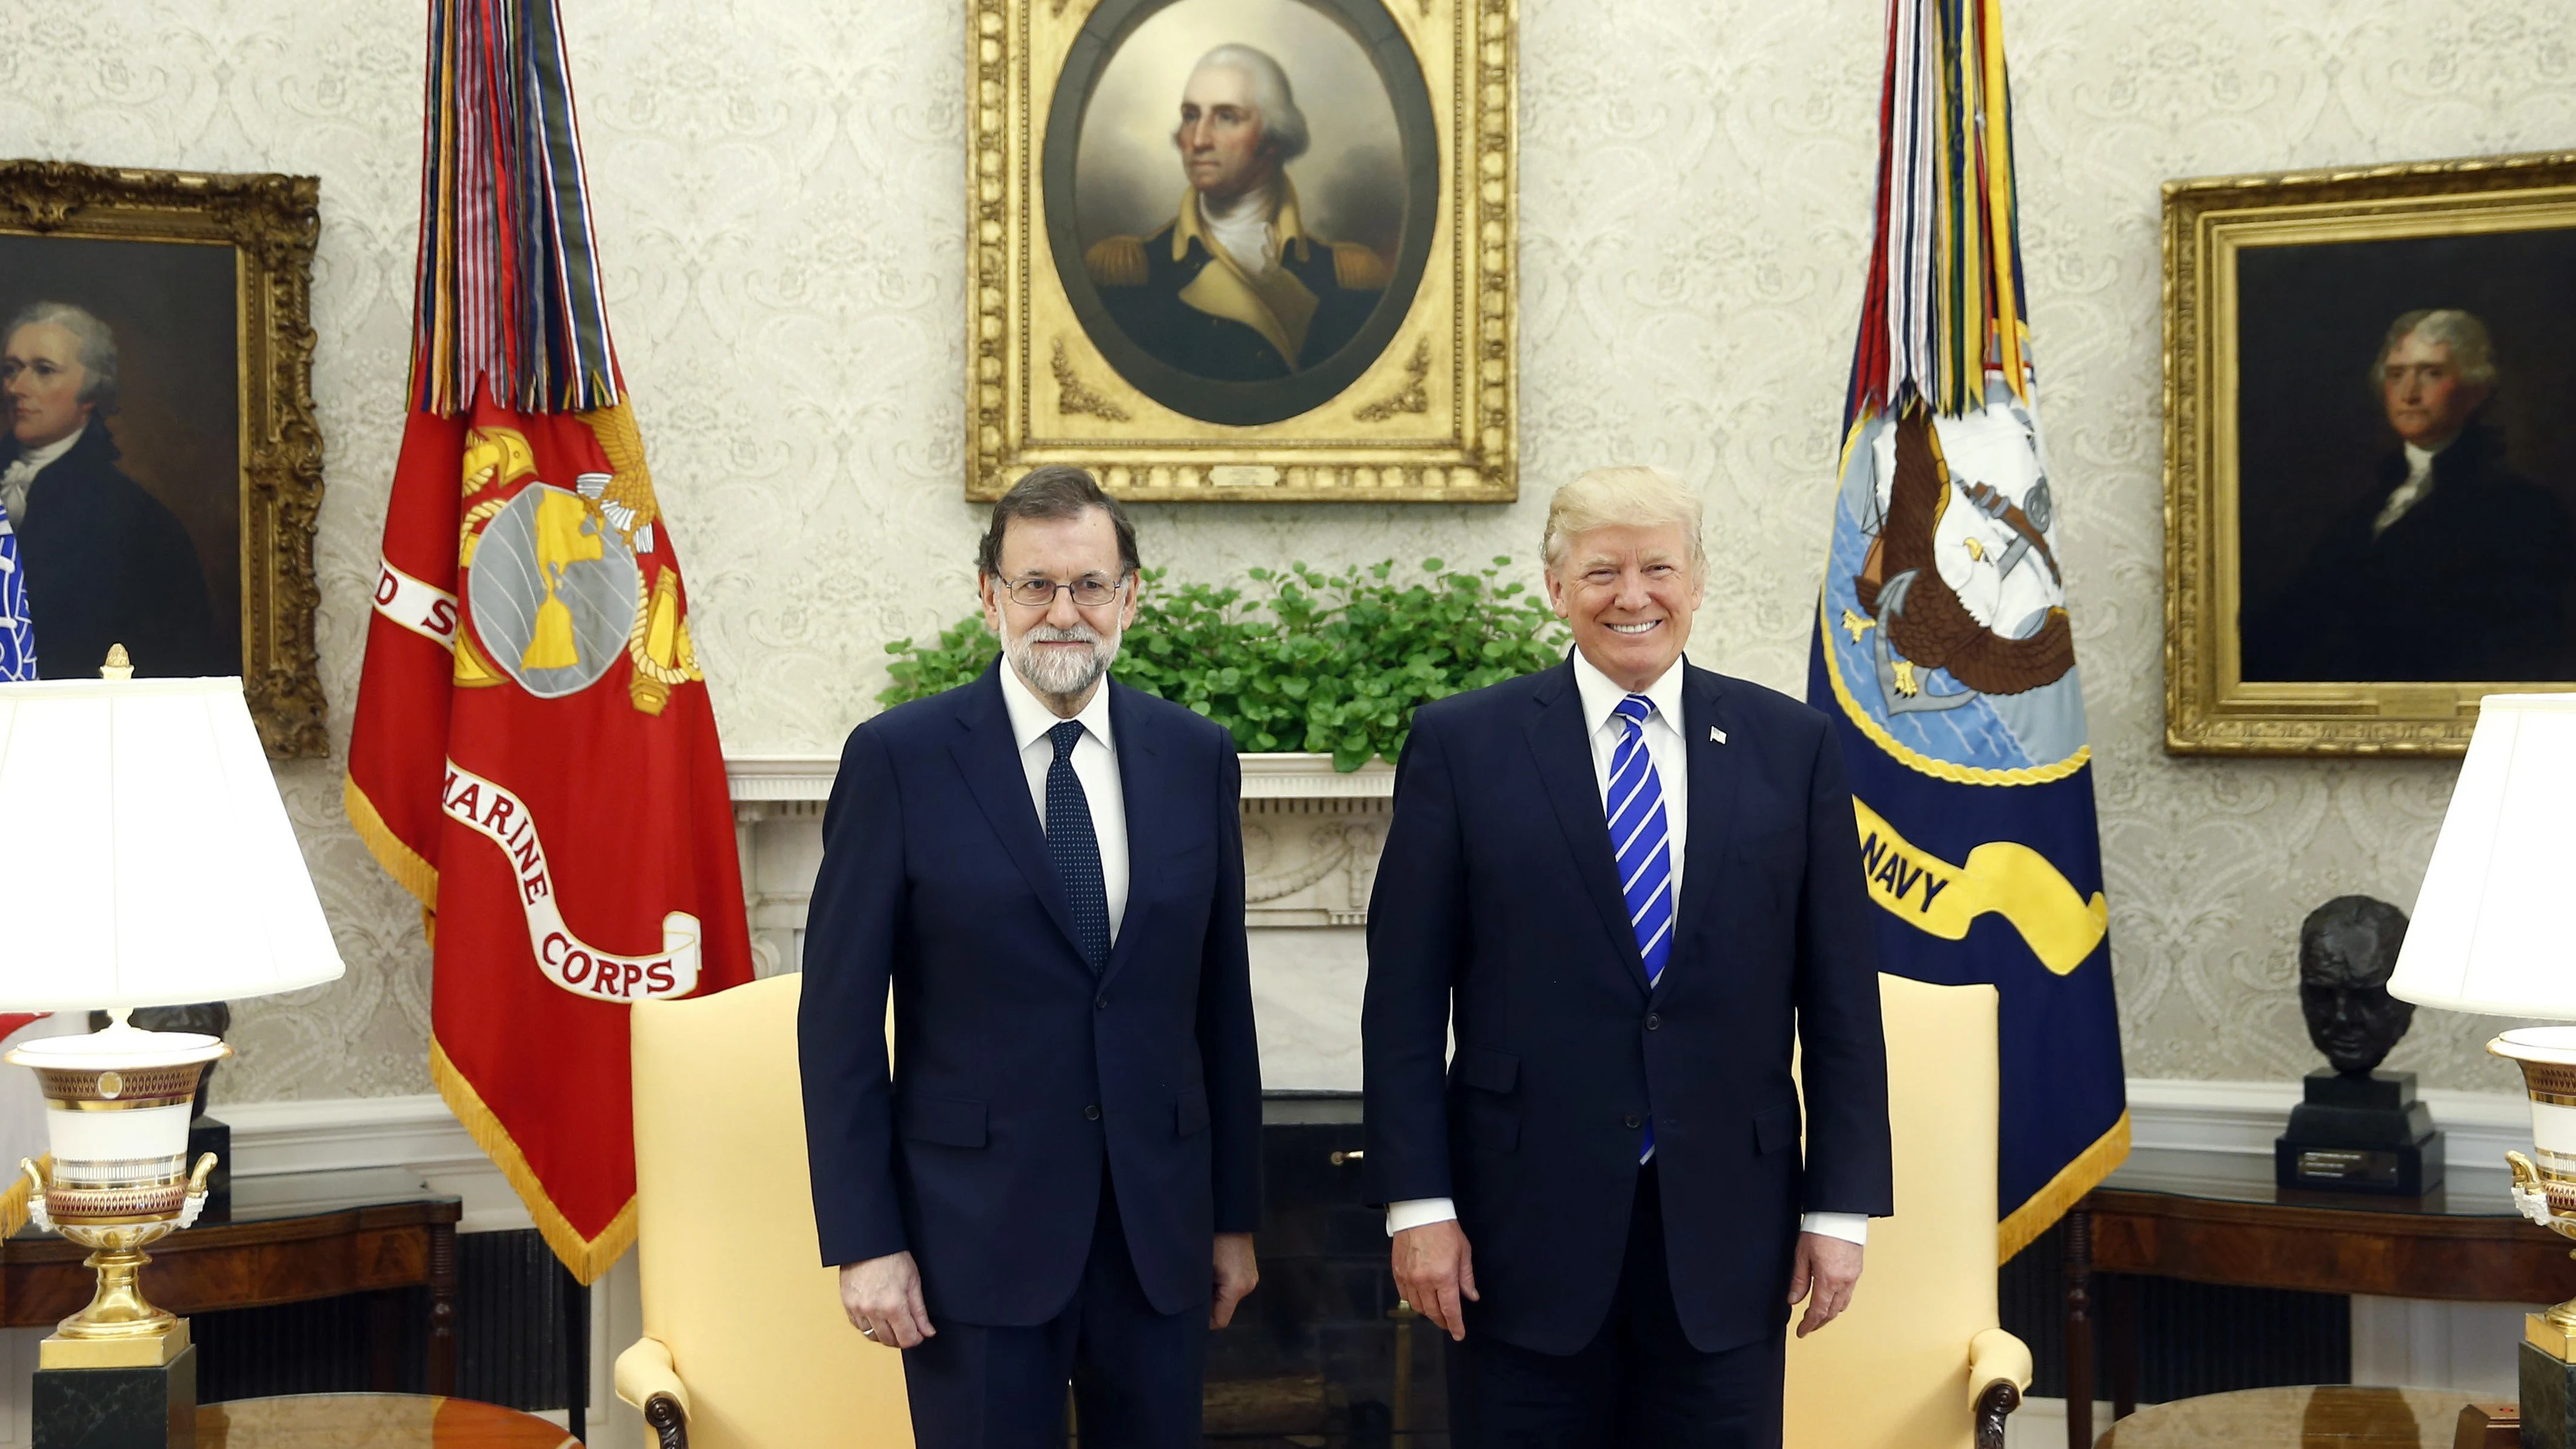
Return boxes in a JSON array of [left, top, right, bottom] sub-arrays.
[[724, 751, 1395, 803], [725, 752, 1393, 1092]]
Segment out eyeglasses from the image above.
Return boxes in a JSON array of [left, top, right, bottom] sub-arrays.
[[999, 575, 1128, 608]]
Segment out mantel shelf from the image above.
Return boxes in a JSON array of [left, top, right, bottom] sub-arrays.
[[725, 751, 1394, 804]]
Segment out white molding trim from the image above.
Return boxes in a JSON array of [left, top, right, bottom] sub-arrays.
[[2125, 1077, 2530, 1165], [725, 754, 839, 802], [722, 751, 1396, 803], [219, 1094, 532, 1234]]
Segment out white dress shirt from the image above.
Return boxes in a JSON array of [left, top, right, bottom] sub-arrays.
[[0, 430, 81, 527], [1388, 650, 1866, 1247], [2370, 441, 2443, 538], [996, 659, 1129, 945]]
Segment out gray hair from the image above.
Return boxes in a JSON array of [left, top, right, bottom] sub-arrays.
[[1185, 44, 1310, 164], [4, 301, 119, 414], [1543, 466, 1706, 571], [2374, 308, 2498, 391]]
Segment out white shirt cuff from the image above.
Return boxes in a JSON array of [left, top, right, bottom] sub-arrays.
[[1392, 1199, 1864, 1243], [1386, 1196, 1458, 1236], [1800, 1211, 1868, 1245]]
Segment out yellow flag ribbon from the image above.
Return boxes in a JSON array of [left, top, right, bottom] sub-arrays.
[[1851, 799, 2107, 975]]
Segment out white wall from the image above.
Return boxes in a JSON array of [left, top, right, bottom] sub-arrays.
[[2, 0, 2571, 1102]]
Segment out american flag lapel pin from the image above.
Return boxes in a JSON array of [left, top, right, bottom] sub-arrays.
[[1709, 727, 1727, 745]]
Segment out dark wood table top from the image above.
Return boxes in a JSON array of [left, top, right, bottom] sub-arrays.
[[198, 1394, 576, 1448], [2095, 1385, 2478, 1447], [2081, 1149, 2576, 1303]]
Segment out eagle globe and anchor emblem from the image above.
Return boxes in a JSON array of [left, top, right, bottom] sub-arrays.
[[451, 418, 701, 713], [1824, 375, 2088, 779]]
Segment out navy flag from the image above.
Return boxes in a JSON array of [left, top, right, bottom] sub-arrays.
[[1807, 0, 2126, 1260]]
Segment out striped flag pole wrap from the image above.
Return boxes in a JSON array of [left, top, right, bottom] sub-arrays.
[[1810, 0, 2128, 1263]]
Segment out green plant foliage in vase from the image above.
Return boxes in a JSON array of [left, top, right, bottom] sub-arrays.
[[878, 558, 1570, 771]]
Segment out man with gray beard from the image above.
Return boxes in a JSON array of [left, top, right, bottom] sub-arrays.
[[800, 465, 1263, 1447]]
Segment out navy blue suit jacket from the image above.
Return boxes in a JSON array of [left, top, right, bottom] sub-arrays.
[[1361, 658, 1891, 1354], [799, 661, 1263, 1325]]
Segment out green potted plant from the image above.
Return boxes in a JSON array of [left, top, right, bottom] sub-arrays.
[[879, 558, 1569, 771]]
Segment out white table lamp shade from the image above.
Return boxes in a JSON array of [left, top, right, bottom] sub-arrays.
[[0, 676, 344, 1011], [2388, 693, 2576, 1018]]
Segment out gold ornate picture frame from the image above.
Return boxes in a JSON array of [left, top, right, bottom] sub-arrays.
[[0, 159, 324, 756], [968, 0, 1516, 502], [2165, 150, 2576, 756]]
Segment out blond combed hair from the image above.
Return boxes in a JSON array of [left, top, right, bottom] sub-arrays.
[[1542, 466, 1705, 571]]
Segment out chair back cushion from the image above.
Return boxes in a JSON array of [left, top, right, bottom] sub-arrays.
[[1783, 975, 2002, 1449], [631, 973, 913, 1447]]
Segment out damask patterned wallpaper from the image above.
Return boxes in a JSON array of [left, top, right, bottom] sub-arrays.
[[2, 0, 2567, 1101]]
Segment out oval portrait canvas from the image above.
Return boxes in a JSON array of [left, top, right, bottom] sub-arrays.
[[1043, 0, 1440, 427]]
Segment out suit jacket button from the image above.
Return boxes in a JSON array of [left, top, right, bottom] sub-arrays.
[[1096, 994, 1108, 1010], [1623, 1113, 1642, 1130], [1645, 1013, 1662, 1030], [1084, 1104, 1102, 1121]]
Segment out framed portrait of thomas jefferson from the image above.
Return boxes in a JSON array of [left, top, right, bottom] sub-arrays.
[[968, 0, 1516, 502], [2166, 150, 2576, 756], [0, 160, 322, 756]]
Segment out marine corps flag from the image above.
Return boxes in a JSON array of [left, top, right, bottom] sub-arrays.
[[346, 0, 753, 1282], [1807, 0, 2126, 1260]]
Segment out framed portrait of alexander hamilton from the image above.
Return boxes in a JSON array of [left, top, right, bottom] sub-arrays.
[[0, 159, 323, 756], [2165, 150, 2576, 756], [967, 0, 1517, 502]]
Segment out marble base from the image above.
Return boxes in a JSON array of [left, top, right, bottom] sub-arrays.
[[32, 1344, 195, 1449], [2526, 1337, 2576, 1449]]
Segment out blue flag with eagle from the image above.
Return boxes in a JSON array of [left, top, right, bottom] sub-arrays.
[[1806, 0, 2126, 1260]]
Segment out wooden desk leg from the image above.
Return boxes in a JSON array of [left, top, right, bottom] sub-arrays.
[[370, 1289, 404, 1391], [2106, 1273, 2138, 1421], [428, 1221, 458, 1396], [2065, 1208, 2092, 1449]]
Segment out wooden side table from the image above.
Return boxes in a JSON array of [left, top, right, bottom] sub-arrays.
[[199, 1392, 574, 1448], [2062, 1150, 2576, 1449], [1, 1168, 462, 1393], [2095, 1385, 2475, 1447]]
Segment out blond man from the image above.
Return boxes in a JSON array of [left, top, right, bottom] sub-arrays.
[[1361, 467, 1891, 1448]]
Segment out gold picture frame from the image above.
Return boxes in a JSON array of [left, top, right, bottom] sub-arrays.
[[967, 0, 1516, 502], [2164, 150, 2576, 756], [0, 159, 324, 756]]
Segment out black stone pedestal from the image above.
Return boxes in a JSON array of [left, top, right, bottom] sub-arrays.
[[2273, 1068, 2444, 1195], [32, 1345, 195, 1449], [2523, 1337, 2576, 1449]]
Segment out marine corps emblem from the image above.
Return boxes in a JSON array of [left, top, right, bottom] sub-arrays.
[[450, 408, 702, 715]]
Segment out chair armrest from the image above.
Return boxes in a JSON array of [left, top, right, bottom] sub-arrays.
[[1967, 1327, 2032, 1449], [614, 1336, 691, 1449]]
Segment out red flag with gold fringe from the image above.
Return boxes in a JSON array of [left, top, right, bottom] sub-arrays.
[[345, 0, 753, 1282]]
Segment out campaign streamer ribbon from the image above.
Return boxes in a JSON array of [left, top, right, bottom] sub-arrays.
[[440, 762, 703, 1001], [1852, 798, 2108, 976]]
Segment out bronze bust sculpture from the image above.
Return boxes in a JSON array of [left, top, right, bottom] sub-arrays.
[[2277, 894, 2438, 1194], [2298, 894, 2415, 1075]]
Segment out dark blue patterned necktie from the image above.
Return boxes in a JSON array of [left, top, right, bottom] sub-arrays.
[[1045, 720, 1111, 973]]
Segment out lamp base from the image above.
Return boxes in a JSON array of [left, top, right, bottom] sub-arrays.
[[39, 1317, 188, 1371], [2523, 1331, 2576, 1449], [31, 1342, 195, 1449]]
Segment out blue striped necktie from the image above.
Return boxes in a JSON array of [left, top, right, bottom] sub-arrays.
[[1608, 693, 1673, 1162]]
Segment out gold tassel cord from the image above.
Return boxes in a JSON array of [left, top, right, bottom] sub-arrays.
[[431, 1039, 636, 1285], [1997, 1110, 2132, 1263]]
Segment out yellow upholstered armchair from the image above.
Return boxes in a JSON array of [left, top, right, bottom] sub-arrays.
[[616, 973, 913, 1448], [1785, 975, 2032, 1449]]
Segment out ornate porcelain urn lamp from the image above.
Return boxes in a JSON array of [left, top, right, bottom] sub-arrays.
[[0, 652, 344, 1370], [2386, 693, 2576, 1447]]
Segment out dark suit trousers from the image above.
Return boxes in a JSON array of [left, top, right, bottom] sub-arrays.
[[901, 1169, 1206, 1449], [1445, 1164, 1786, 1449]]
